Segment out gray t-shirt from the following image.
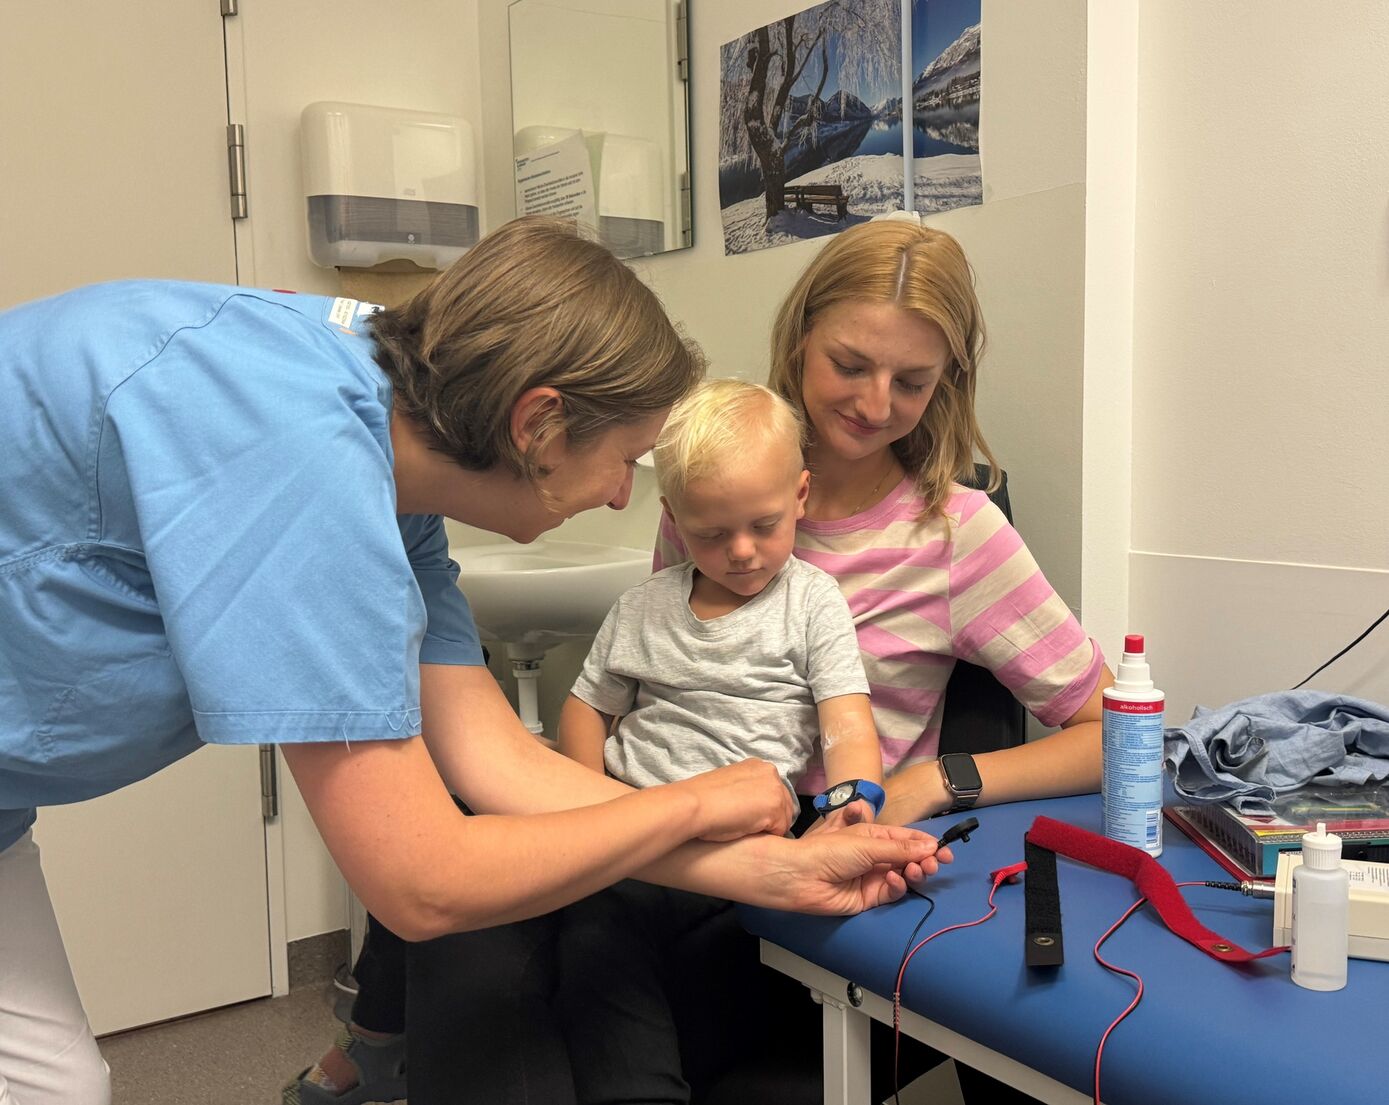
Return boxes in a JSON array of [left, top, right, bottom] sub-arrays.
[[571, 557, 870, 791]]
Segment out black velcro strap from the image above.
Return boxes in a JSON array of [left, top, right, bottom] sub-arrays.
[[1024, 835, 1064, 967]]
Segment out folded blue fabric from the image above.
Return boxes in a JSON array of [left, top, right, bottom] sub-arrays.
[[1163, 691, 1389, 812]]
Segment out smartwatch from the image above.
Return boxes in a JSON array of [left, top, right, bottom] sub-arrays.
[[937, 752, 982, 812], [813, 779, 886, 817]]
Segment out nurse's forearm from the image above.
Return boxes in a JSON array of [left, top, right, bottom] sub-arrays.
[[283, 735, 720, 938], [414, 664, 828, 907]]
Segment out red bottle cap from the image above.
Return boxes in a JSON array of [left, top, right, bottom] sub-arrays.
[[1124, 634, 1145, 654]]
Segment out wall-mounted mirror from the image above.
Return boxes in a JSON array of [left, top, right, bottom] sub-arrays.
[[508, 0, 691, 259]]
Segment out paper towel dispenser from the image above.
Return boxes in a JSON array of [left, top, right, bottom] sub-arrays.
[[301, 101, 479, 270]]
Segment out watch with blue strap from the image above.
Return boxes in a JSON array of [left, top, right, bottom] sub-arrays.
[[813, 778, 886, 817]]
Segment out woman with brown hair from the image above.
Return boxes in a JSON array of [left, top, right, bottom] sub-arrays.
[[0, 216, 942, 1105]]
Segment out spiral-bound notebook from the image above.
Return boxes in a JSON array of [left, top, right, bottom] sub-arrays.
[[1166, 784, 1389, 879]]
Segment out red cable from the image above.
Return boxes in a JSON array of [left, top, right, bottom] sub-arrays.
[[1091, 880, 1226, 1105], [892, 869, 1020, 1097], [894, 870, 1279, 1105]]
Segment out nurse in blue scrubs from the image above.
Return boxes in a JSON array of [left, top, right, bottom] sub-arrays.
[[0, 216, 945, 1105]]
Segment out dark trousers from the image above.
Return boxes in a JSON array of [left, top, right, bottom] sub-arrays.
[[347, 912, 407, 1035], [555, 881, 763, 1105], [407, 910, 575, 1105]]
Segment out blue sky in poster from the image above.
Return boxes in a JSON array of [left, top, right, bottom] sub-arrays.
[[804, 18, 899, 108], [913, 0, 981, 75]]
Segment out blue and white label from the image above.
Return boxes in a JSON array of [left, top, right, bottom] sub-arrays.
[[1101, 694, 1165, 855]]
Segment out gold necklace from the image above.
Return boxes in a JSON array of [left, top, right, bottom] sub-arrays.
[[850, 455, 898, 515]]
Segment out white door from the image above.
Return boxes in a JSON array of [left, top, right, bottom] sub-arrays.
[[0, 4, 273, 1034]]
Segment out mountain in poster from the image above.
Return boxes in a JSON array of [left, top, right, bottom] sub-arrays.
[[913, 22, 980, 113]]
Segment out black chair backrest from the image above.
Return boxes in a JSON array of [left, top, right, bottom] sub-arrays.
[[936, 464, 1027, 756]]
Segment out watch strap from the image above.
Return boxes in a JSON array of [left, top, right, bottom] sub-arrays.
[[813, 779, 886, 816], [855, 779, 886, 815]]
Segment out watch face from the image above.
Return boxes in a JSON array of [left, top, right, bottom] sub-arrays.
[[828, 782, 855, 807], [942, 754, 982, 792]]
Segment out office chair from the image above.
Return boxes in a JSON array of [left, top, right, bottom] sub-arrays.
[[937, 464, 1027, 757]]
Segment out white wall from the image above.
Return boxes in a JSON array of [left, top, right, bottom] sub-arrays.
[[1127, 2, 1389, 719], [1079, 1, 1138, 664]]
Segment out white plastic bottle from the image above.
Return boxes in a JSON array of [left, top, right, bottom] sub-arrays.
[[1101, 634, 1166, 855], [1291, 822, 1349, 991]]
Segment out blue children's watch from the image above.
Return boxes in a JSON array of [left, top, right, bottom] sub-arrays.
[[813, 779, 886, 817]]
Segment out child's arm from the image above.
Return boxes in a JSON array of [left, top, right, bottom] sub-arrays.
[[557, 693, 614, 775], [817, 693, 886, 821]]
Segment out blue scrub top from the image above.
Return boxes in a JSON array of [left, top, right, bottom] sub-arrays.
[[0, 280, 485, 852]]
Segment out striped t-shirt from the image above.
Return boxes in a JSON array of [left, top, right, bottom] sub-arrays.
[[655, 477, 1104, 794]]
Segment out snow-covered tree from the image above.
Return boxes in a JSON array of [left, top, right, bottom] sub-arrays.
[[721, 0, 899, 218]]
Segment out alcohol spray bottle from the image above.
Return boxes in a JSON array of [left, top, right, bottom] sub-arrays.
[[1291, 822, 1350, 991], [1101, 634, 1165, 855]]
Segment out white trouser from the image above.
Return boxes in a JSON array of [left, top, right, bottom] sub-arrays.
[[0, 832, 111, 1105]]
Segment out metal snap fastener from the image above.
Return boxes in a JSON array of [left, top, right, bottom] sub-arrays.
[[1033, 935, 1055, 947], [846, 982, 864, 1007], [1212, 943, 1232, 953]]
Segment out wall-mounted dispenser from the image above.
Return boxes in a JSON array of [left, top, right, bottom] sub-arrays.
[[301, 101, 478, 270]]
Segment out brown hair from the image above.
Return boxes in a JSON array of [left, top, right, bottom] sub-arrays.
[[768, 219, 998, 519], [370, 215, 704, 479]]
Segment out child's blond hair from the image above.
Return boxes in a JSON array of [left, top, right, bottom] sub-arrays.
[[654, 378, 804, 503]]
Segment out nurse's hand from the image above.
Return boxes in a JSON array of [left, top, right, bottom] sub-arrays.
[[671, 759, 797, 842], [771, 823, 953, 915]]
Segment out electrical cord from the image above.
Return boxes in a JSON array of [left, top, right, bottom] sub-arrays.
[[890, 860, 1024, 1105], [889, 871, 1279, 1105], [890, 889, 934, 1105], [1291, 605, 1389, 689], [1091, 880, 1285, 1105]]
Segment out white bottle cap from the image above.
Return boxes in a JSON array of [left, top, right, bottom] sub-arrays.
[[1113, 634, 1154, 693], [1301, 821, 1344, 870]]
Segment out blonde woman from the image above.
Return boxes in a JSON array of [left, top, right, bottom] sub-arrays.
[[0, 217, 942, 1105], [661, 216, 1112, 825], [654, 215, 1114, 1101]]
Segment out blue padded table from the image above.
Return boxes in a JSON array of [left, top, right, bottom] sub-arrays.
[[739, 795, 1385, 1105]]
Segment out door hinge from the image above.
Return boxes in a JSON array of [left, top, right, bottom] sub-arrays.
[[221, 0, 238, 16], [676, 2, 689, 82], [227, 123, 248, 220], [259, 745, 279, 820], [679, 169, 692, 248]]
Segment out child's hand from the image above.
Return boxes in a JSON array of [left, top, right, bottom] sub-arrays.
[[673, 759, 797, 841], [804, 798, 875, 836]]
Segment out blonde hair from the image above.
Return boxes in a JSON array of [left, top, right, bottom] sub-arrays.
[[654, 378, 805, 503], [370, 215, 704, 480], [768, 220, 998, 520]]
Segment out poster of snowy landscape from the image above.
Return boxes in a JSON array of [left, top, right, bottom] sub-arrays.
[[718, 0, 905, 255], [911, 0, 982, 214]]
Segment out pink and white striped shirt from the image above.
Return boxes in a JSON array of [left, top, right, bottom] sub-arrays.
[[656, 478, 1104, 794]]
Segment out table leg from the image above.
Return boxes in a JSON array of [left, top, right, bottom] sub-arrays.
[[812, 986, 871, 1105]]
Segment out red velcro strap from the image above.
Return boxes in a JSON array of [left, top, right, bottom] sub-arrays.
[[1026, 816, 1284, 964]]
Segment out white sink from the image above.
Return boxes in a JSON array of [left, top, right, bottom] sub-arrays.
[[450, 539, 652, 651]]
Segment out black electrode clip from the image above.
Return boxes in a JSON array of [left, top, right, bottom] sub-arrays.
[[938, 816, 980, 847]]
